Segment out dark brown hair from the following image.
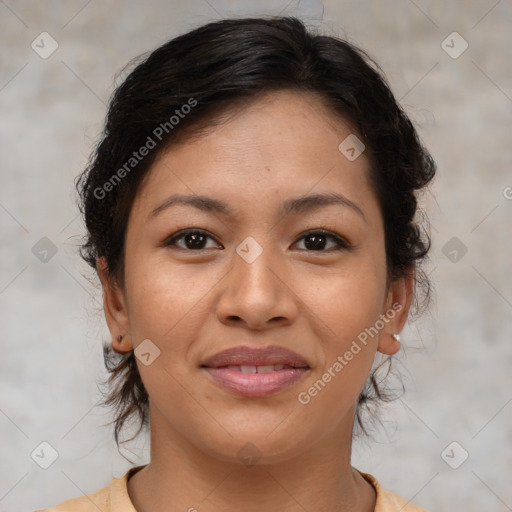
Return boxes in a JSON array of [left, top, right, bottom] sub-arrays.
[[76, 16, 436, 448]]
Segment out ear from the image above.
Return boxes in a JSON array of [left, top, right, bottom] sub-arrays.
[[97, 257, 133, 354], [377, 274, 414, 356]]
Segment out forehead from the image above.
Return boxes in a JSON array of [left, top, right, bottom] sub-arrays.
[[179, 89, 358, 161], [132, 90, 378, 222]]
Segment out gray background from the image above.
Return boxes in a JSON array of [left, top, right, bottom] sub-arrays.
[[1, 1, 511, 510]]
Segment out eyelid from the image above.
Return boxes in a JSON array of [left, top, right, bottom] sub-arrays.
[[163, 227, 352, 252], [163, 228, 222, 249], [293, 228, 352, 251]]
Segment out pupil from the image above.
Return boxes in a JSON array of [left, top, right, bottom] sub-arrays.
[[186, 232, 206, 249], [305, 234, 326, 250]]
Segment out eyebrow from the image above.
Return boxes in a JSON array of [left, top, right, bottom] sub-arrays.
[[149, 192, 366, 222]]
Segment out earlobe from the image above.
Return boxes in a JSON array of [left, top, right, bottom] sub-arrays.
[[114, 333, 132, 354], [97, 257, 133, 353], [377, 274, 414, 356], [378, 332, 401, 356]]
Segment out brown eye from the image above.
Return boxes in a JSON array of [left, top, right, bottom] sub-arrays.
[[294, 230, 350, 252], [164, 229, 221, 250], [164, 229, 349, 252]]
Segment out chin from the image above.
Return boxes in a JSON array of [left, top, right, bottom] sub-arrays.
[[189, 413, 316, 466]]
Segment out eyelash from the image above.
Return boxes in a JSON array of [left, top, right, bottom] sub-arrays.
[[163, 228, 351, 252]]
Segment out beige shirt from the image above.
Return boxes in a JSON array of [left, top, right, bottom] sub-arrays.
[[36, 465, 427, 511]]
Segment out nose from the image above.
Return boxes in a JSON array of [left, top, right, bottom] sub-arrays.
[[215, 241, 299, 331]]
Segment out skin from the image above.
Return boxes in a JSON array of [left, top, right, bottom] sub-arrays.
[[98, 90, 413, 512]]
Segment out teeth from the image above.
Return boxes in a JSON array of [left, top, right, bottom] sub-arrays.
[[256, 365, 275, 373], [240, 365, 257, 373], [234, 364, 286, 373]]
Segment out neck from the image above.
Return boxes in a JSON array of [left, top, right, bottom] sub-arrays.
[[127, 407, 376, 512]]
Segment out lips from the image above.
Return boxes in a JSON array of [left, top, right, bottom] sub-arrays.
[[201, 345, 310, 398], [201, 345, 310, 369]]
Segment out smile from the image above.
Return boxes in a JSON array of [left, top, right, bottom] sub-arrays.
[[200, 344, 311, 397], [225, 364, 288, 373], [202, 366, 309, 397]]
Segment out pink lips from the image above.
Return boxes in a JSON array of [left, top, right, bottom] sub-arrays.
[[201, 345, 310, 398]]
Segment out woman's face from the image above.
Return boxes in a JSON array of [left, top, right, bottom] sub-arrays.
[[101, 90, 411, 464]]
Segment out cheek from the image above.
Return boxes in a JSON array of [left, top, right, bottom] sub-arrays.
[[123, 256, 215, 410], [124, 252, 219, 343], [298, 258, 387, 398], [298, 251, 387, 340]]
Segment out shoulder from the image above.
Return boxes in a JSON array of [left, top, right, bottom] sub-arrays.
[[34, 466, 144, 512], [360, 472, 429, 512]]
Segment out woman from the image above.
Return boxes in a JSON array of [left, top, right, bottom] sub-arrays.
[[39, 15, 435, 512]]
